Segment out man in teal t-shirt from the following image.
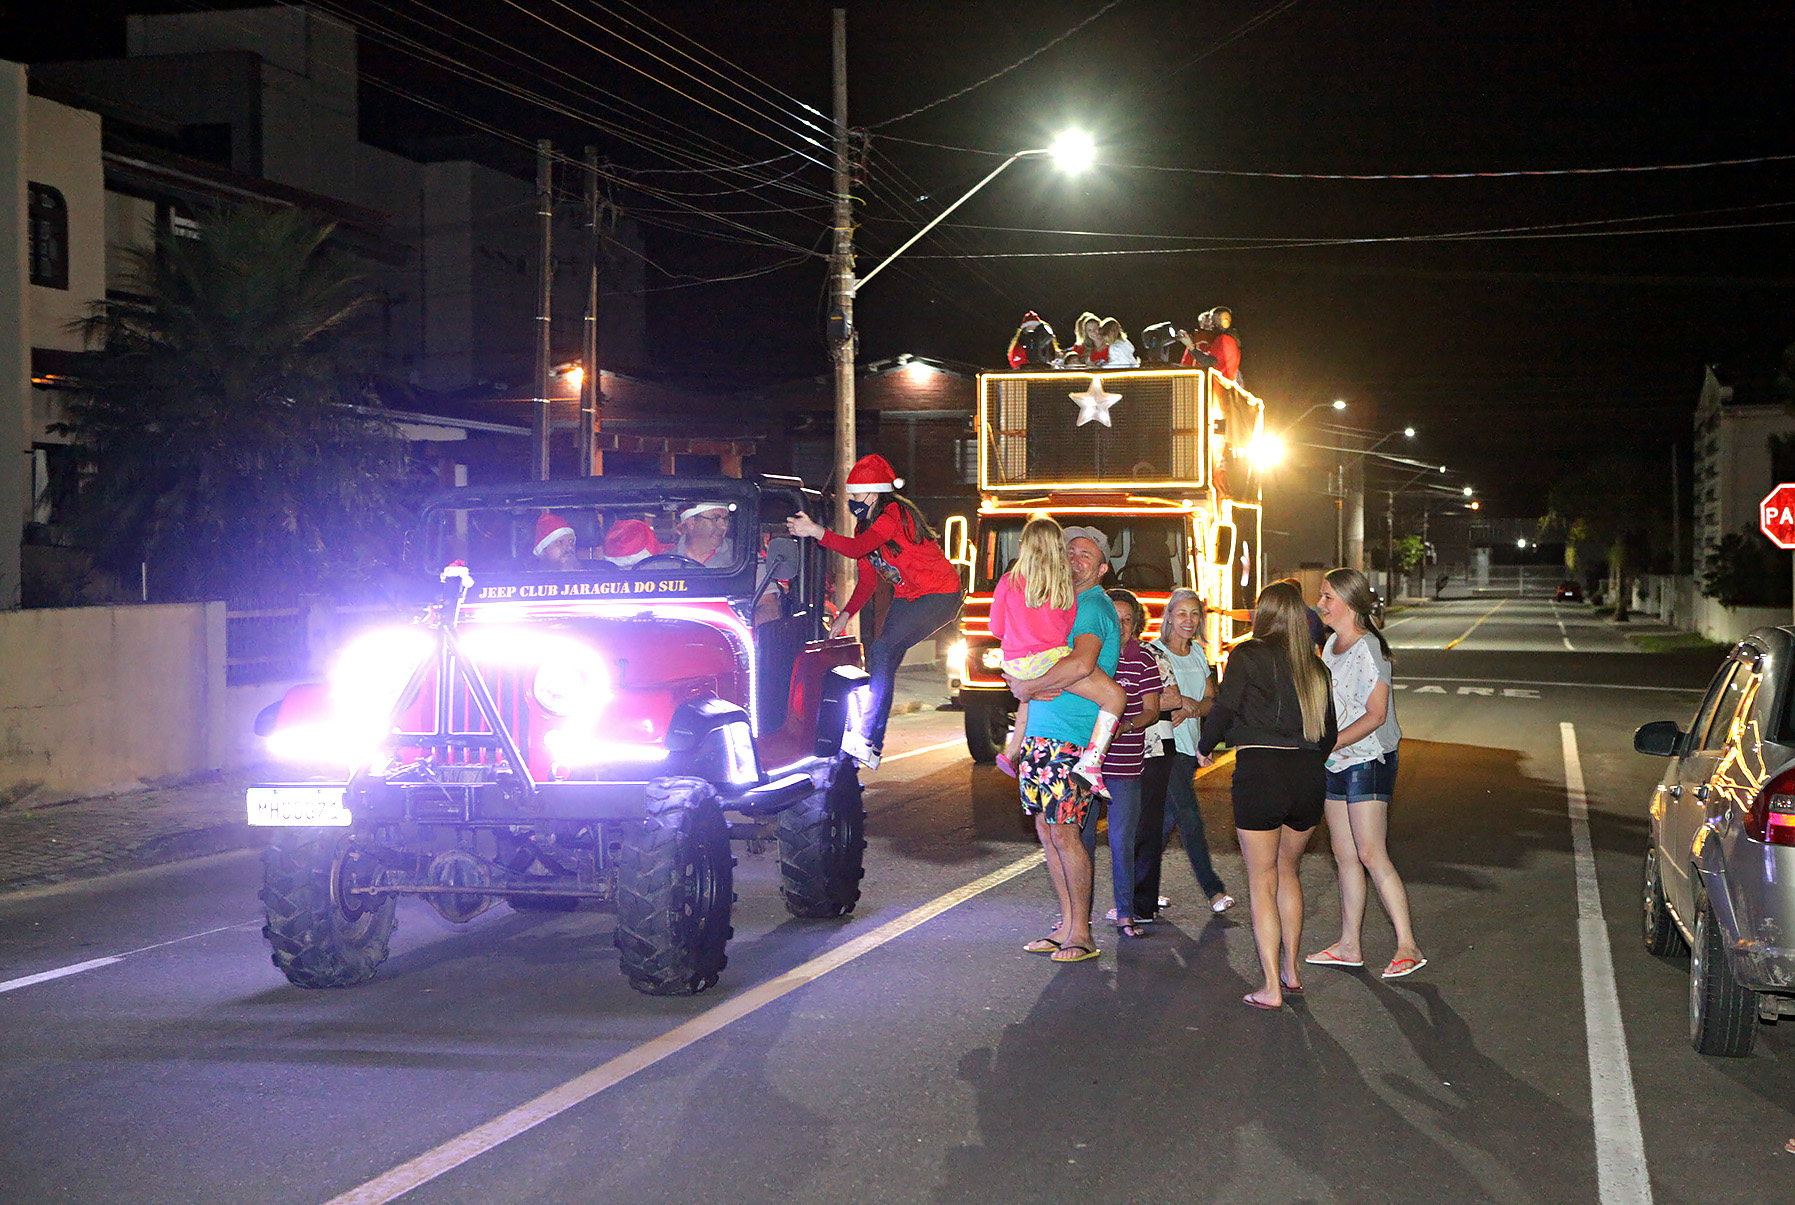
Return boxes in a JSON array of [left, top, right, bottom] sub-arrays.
[[1006, 526, 1121, 964]]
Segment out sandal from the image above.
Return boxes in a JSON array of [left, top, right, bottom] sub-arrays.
[[1116, 921, 1148, 939], [1022, 937, 1062, 955], [996, 752, 1019, 778], [1209, 892, 1236, 914], [1050, 943, 1101, 963]]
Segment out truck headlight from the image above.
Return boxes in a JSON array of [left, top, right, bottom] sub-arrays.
[[946, 640, 967, 676], [980, 647, 1004, 670], [532, 647, 612, 717]]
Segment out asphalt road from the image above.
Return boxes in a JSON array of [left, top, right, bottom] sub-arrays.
[[0, 600, 1780, 1204]]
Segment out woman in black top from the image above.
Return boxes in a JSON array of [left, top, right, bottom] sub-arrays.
[[1198, 580, 1337, 1011]]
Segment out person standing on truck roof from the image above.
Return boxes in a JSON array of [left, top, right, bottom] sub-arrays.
[[1179, 306, 1240, 382], [989, 516, 1126, 791], [1013, 526, 1122, 964], [786, 454, 964, 770], [1098, 317, 1139, 368], [1007, 310, 1062, 369], [1063, 311, 1106, 367]]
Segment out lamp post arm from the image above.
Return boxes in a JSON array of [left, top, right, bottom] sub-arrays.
[[852, 150, 1033, 293]]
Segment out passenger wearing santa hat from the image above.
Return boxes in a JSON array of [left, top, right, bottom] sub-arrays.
[[786, 453, 964, 770], [673, 502, 735, 566], [602, 519, 662, 567], [1006, 310, 1061, 370], [533, 513, 579, 571]]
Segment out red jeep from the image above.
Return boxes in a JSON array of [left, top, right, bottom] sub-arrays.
[[247, 475, 869, 996]]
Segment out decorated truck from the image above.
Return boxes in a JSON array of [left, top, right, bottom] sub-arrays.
[[942, 366, 1266, 760], [247, 474, 870, 996]]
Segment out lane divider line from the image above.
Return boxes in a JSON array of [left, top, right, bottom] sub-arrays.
[[323, 849, 1049, 1205], [1393, 677, 1700, 695], [1560, 722, 1653, 1205], [0, 920, 256, 996], [1443, 599, 1507, 649]]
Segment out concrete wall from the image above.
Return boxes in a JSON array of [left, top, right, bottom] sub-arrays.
[[0, 602, 227, 803], [0, 63, 28, 608], [1633, 572, 1790, 644], [25, 94, 104, 353]]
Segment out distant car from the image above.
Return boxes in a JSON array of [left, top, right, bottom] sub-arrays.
[[1555, 581, 1584, 602], [1634, 627, 1795, 1055]]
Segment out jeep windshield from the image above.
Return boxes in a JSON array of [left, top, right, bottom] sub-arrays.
[[972, 514, 1193, 594], [429, 496, 749, 577]]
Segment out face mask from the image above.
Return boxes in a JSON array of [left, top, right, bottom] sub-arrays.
[[848, 500, 871, 520]]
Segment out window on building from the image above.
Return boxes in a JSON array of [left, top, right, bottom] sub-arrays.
[[171, 212, 201, 240], [953, 437, 980, 485], [27, 183, 68, 289]]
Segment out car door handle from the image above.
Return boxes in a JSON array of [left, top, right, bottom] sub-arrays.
[[1693, 785, 1710, 801], [1666, 785, 1681, 798]]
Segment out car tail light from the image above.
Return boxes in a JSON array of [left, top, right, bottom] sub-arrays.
[[1746, 767, 1795, 847]]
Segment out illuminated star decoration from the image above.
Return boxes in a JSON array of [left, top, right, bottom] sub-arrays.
[[1068, 377, 1122, 427]]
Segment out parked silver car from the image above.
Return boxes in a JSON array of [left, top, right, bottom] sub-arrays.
[[1635, 626, 1795, 1056]]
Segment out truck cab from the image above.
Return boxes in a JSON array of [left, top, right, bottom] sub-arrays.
[[941, 365, 1266, 760]]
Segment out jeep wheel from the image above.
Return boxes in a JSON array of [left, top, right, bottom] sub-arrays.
[[260, 829, 398, 989], [779, 758, 866, 918], [616, 777, 733, 996], [963, 694, 1011, 764], [1690, 893, 1756, 1057], [1641, 843, 1687, 957]]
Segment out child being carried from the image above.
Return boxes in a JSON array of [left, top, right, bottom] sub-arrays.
[[990, 516, 1126, 791]]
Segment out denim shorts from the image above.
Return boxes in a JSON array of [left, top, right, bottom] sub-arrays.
[[1325, 749, 1398, 805]]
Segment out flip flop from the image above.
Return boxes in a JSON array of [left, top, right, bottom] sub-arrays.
[[1050, 943, 1101, 963], [1209, 893, 1236, 914], [1116, 922, 1148, 939], [995, 753, 1019, 778], [1281, 978, 1303, 994], [1022, 937, 1062, 954], [1304, 949, 1365, 968], [1243, 993, 1282, 1010], [1381, 956, 1428, 980]]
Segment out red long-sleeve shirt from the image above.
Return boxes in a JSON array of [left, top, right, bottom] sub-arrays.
[[1182, 331, 1240, 381], [820, 505, 963, 619]]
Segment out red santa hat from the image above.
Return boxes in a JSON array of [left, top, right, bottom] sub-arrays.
[[845, 453, 904, 493], [533, 513, 575, 557], [602, 519, 662, 566], [1019, 310, 1043, 327]]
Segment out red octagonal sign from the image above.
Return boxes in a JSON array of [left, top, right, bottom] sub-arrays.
[[1762, 484, 1795, 549]]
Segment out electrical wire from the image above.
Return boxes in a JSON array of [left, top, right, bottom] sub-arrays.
[[868, 0, 1128, 129]]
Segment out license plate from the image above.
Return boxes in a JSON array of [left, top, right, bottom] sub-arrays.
[[247, 786, 351, 827]]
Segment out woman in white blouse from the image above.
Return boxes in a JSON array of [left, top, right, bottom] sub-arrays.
[[1305, 568, 1426, 980]]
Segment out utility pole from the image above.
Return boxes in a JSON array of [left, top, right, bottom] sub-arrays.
[[1386, 489, 1396, 601], [581, 145, 601, 477], [532, 139, 555, 481], [830, 8, 857, 615]]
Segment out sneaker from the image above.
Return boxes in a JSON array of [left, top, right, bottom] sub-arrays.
[[841, 730, 881, 770], [1157, 896, 1171, 909]]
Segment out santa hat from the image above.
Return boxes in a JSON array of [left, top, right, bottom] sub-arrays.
[[1019, 310, 1043, 328], [533, 513, 575, 557], [603, 519, 661, 566], [679, 502, 731, 522], [846, 453, 904, 493]]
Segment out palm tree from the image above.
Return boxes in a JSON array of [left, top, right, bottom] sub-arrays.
[[59, 203, 412, 602]]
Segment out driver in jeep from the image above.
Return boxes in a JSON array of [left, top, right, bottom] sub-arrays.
[[674, 503, 735, 566]]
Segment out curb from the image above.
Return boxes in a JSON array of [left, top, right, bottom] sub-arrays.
[[0, 821, 264, 896]]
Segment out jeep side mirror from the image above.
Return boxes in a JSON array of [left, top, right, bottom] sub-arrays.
[[1633, 719, 1683, 758], [762, 536, 801, 584]]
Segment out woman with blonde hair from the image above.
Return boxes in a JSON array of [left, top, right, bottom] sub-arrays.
[[1062, 311, 1106, 367], [1306, 567, 1425, 979], [990, 516, 1126, 787], [1198, 580, 1337, 1010], [1098, 317, 1139, 368]]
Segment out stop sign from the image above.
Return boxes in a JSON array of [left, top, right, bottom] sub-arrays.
[[1761, 484, 1795, 549]]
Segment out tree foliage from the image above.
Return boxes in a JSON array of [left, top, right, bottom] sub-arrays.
[[59, 204, 414, 602], [1393, 534, 1427, 573], [1701, 526, 1793, 607]]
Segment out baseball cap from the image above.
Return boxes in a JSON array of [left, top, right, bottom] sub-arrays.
[[1060, 526, 1111, 559]]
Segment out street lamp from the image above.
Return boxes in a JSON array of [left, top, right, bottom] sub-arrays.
[[1282, 398, 1347, 434], [853, 132, 1094, 293]]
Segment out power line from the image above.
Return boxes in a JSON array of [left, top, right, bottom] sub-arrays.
[[868, 0, 1128, 129]]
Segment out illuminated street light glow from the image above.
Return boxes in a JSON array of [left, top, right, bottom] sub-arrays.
[[1247, 433, 1286, 468], [1048, 130, 1096, 173]]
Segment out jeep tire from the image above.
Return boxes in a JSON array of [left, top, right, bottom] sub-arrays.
[[778, 758, 866, 918], [963, 693, 1010, 764], [1690, 892, 1756, 1057], [1641, 843, 1687, 957], [616, 777, 733, 996], [260, 829, 398, 989]]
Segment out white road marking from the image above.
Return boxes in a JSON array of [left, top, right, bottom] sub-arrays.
[[1395, 677, 1703, 695], [323, 849, 1049, 1205], [1560, 722, 1653, 1205], [879, 737, 965, 765], [0, 921, 254, 996]]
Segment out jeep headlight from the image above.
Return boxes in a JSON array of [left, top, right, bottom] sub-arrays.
[[532, 646, 611, 717]]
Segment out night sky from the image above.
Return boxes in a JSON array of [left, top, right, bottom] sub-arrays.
[[7, 1, 1793, 520]]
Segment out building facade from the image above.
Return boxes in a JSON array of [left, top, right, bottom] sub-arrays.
[[1693, 364, 1795, 578]]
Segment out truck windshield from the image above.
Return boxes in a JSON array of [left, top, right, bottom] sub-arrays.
[[428, 498, 748, 577], [973, 515, 1192, 594]]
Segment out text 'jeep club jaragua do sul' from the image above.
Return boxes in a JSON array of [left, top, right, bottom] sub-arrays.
[[247, 474, 872, 996]]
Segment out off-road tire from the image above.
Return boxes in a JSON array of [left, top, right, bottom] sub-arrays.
[[963, 694, 1010, 764], [1641, 843, 1687, 957], [260, 829, 398, 989], [616, 777, 733, 996], [778, 758, 866, 918], [1690, 893, 1756, 1057]]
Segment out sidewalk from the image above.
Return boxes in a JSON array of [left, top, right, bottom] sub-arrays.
[[0, 663, 956, 894]]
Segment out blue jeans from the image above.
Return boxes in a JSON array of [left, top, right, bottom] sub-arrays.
[[860, 589, 964, 753], [1159, 751, 1226, 899], [1079, 775, 1143, 920]]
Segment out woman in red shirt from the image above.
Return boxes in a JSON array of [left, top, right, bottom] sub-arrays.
[[788, 454, 964, 769]]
